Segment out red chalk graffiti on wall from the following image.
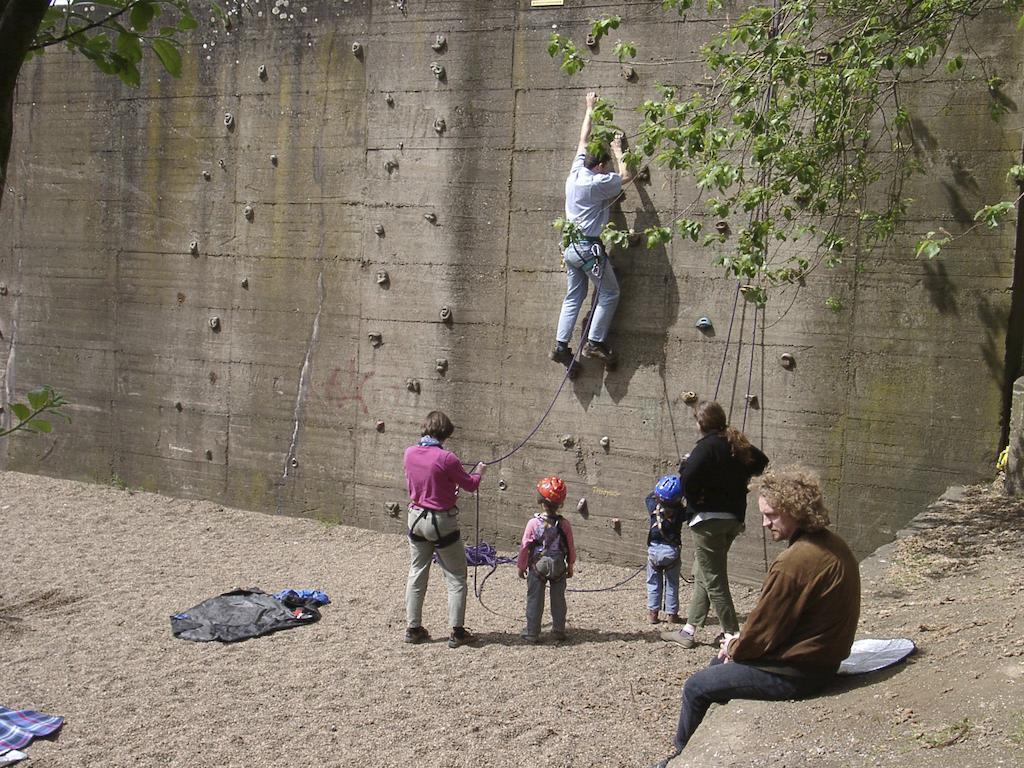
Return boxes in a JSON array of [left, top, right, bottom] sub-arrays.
[[323, 357, 375, 415]]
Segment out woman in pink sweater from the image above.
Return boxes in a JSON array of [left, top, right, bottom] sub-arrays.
[[403, 410, 486, 649]]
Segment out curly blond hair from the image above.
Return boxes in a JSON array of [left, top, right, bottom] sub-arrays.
[[757, 466, 831, 532]]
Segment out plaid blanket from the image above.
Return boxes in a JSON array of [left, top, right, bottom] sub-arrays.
[[0, 707, 63, 752]]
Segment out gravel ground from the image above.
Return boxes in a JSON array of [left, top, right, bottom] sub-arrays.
[[2, 473, 1022, 767]]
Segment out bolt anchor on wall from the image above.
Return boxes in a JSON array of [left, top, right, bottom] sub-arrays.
[[439, 306, 453, 324]]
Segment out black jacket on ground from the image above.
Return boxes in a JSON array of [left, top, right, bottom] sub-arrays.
[[679, 432, 769, 521]]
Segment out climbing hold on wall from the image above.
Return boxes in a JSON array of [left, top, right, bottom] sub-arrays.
[[746, 394, 760, 409], [218, 159, 226, 169], [243, 205, 254, 221], [576, 498, 588, 516], [385, 93, 394, 106], [368, 332, 383, 347], [352, 41, 363, 56], [600, 436, 610, 449], [189, 241, 199, 256], [376, 270, 389, 287], [209, 316, 221, 331], [424, 212, 437, 224], [560, 434, 575, 448], [206, 450, 214, 461], [385, 501, 400, 517], [621, 65, 636, 81], [780, 353, 796, 370], [174, 401, 183, 412], [290, 457, 299, 468], [433, 117, 446, 134], [585, 33, 597, 48], [438, 306, 452, 324], [498, 480, 508, 491], [695, 316, 713, 331], [435, 358, 448, 374], [375, 420, 386, 432], [223, 112, 234, 128], [384, 159, 399, 174], [405, 378, 421, 394], [209, 371, 218, 384], [430, 62, 446, 79], [241, 277, 249, 289], [637, 166, 650, 183], [715, 220, 730, 235], [202, 170, 211, 181], [682, 391, 699, 405], [270, 154, 278, 166], [611, 518, 621, 532], [176, 292, 186, 305], [257, 64, 268, 80], [374, 224, 385, 237], [431, 34, 447, 51], [0, 283, 7, 296]]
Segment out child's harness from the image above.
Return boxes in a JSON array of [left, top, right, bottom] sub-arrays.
[[529, 513, 569, 580], [648, 502, 681, 571]]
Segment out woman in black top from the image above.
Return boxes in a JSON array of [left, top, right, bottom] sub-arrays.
[[662, 401, 768, 649]]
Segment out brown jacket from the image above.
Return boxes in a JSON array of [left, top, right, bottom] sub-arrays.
[[729, 528, 860, 673]]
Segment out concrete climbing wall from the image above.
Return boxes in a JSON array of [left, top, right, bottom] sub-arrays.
[[1, 0, 1021, 583]]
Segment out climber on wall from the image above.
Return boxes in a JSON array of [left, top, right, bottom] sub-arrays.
[[551, 91, 634, 370]]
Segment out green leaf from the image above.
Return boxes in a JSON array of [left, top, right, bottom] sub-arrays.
[[26, 388, 49, 411], [178, 14, 199, 32], [151, 39, 183, 78], [116, 32, 143, 64], [130, 2, 156, 32], [28, 419, 52, 434], [116, 59, 141, 87], [9, 403, 30, 422], [825, 296, 843, 313]]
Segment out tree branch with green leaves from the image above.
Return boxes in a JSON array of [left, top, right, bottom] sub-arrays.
[[1, 386, 69, 438], [549, 0, 1024, 309]]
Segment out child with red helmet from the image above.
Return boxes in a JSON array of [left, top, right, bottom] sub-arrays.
[[516, 476, 577, 643]]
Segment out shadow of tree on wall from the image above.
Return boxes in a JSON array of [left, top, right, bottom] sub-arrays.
[[602, 181, 679, 405], [921, 259, 959, 315]]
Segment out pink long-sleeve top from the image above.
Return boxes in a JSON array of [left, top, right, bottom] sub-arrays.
[[403, 444, 481, 510], [516, 513, 577, 571]]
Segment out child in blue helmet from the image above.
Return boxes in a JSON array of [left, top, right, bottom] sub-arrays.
[[646, 474, 686, 624]]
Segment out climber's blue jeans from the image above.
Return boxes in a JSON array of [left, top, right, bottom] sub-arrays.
[[555, 244, 619, 345]]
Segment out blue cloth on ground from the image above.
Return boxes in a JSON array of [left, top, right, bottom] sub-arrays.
[[273, 588, 330, 606], [0, 707, 64, 752]]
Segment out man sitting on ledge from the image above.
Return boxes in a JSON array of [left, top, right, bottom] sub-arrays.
[[652, 466, 861, 768]]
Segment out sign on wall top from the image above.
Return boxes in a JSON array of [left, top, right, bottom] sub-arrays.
[[531, 0, 565, 6]]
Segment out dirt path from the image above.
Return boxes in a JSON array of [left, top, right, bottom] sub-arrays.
[[2, 473, 1022, 767]]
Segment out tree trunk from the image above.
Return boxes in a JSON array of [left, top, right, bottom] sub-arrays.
[[0, 0, 50, 214]]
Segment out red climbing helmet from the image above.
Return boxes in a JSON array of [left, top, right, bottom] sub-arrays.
[[537, 476, 567, 505]]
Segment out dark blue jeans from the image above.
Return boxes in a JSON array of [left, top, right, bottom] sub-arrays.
[[674, 656, 833, 751]]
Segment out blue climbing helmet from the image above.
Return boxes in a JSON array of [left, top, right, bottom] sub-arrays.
[[653, 474, 683, 504]]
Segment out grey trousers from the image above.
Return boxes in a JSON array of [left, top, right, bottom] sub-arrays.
[[524, 570, 567, 637], [405, 507, 468, 630]]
